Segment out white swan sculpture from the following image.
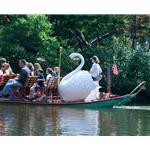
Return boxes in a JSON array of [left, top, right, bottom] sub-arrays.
[[58, 53, 100, 102]]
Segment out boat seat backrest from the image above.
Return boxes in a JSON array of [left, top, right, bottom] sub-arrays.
[[47, 78, 58, 89], [24, 76, 38, 88]]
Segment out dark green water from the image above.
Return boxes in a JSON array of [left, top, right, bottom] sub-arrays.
[[0, 104, 150, 136]]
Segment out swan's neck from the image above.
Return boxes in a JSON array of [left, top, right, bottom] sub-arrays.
[[61, 55, 85, 82]]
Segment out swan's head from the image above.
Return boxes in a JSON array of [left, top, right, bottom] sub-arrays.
[[69, 53, 83, 61]]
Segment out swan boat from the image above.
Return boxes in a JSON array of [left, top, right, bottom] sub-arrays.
[[0, 52, 146, 109], [0, 81, 145, 109]]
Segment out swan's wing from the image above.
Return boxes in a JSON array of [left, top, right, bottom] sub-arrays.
[[59, 71, 99, 101]]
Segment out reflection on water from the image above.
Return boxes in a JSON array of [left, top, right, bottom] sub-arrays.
[[0, 104, 150, 136], [58, 108, 99, 135], [114, 106, 150, 111]]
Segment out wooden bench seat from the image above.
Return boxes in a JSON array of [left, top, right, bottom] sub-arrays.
[[24, 76, 38, 88], [14, 76, 38, 98], [45, 77, 60, 98], [0, 74, 17, 87]]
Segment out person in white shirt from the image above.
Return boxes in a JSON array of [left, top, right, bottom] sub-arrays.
[[46, 68, 52, 81], [90, 56, 102, 81], [1, 63, 12, 75], [45, 68, 55, 96]]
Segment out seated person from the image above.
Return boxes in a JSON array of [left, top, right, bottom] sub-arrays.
[[29, 69, 45, 100], [0, 59, 31, 100], [27, 62, 34, 76], [34, 63, 42, 76], [0, 58, 7, 67], [0, 58, 13, 75], [45, 68, 55, 95], [53, 67, 60, 77], [1, 63, 12, 75], [45, 68, 54, 84]]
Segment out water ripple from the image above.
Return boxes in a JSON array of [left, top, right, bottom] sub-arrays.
[[113, 106, 150, 111]]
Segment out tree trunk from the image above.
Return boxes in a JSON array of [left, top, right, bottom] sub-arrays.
[[132, 15, 138, 49]]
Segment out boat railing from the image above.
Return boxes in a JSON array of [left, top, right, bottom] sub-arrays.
[[130, 81, 146, 95]]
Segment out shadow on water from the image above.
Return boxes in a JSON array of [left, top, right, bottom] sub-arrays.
[[0, 102, 150, 136]]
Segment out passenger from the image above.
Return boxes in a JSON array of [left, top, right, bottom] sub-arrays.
[[44, 68, 54, 96], [90, 56, 102, 81], [45, 68, 54, 83], [53, 67, 60, 77], [34, 63, 42, 76], [1, 63, 11, 75], [0, 58, 13, 75], [29, 69, 45, 100], [0, 58, 7, 67], [27, 62, 34, 76], [0, 59, 31, 100]]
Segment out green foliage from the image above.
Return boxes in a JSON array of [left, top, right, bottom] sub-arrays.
[[0, 15, 60, 72]]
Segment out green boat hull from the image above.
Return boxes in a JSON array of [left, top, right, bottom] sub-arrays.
[[56, 94, 136, 109], [0, 93, 136, 109]]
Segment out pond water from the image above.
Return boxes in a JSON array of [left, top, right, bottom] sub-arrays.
[[0, 103, 150, 136]]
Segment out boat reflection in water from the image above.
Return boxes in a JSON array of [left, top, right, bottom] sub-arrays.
[[0, 105, 150, 136], [58, 108, 100, 135], [0, 105, 100, 136]]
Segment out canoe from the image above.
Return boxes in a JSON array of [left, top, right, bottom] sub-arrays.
[[0, 81, 146, 109]]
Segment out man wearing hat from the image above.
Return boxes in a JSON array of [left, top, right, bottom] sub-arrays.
[[90, 55, 102, 81]]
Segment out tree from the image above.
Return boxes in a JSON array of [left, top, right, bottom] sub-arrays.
[[0, 15, 60, 72]]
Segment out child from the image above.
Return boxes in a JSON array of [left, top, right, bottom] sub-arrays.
[[29, 69, 45, 100], [53, 67, 60, 77], [45, 68, 54, 95], [45, 68, 53, 83]]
